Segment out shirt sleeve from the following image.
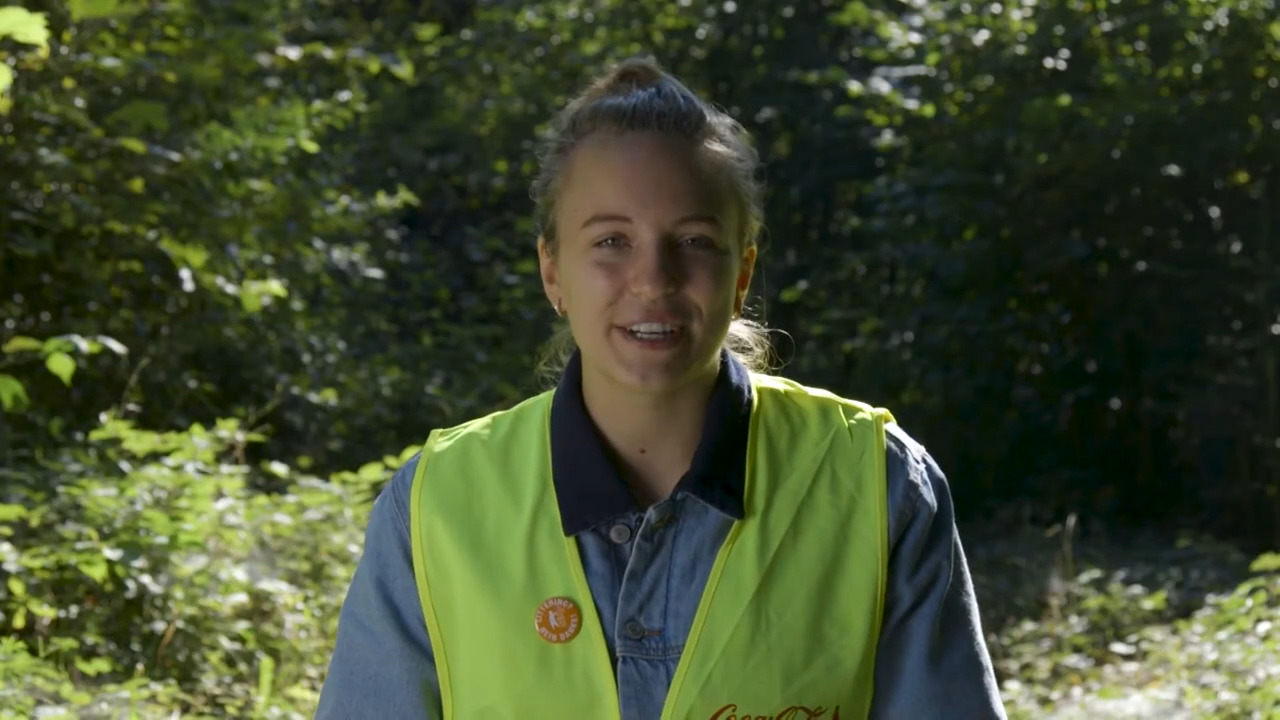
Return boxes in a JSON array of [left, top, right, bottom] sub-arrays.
[[870, 425, 1007, 719], [315, 455, 442, 719]]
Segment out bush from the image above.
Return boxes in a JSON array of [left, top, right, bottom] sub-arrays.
[[0, 414, 410, 718]]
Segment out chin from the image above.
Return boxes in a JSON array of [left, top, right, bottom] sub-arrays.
[[601, 333, 719, 395]]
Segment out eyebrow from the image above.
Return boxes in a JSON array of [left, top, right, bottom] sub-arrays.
[[579, 213, 722, 230]]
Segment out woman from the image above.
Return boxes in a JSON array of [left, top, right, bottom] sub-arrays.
[[316, 58, 1006, 719]]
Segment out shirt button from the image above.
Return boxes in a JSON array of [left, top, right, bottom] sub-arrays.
[[608, 522, 632, 544], [623, 620, 647, 640]]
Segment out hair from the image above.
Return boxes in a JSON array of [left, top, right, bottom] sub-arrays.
[[530, 57, 777, 384]]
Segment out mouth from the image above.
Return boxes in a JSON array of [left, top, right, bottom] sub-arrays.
[[618, 321, 686, 349], [624, 322, 681, 340]]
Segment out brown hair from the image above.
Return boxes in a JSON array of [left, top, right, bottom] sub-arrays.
[[530, 57, 775, 382]]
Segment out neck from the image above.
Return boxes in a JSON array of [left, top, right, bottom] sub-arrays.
[[580, 362, 719, 506]]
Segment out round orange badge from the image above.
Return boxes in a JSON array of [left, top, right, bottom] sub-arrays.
[[534, 596, 582, 644]]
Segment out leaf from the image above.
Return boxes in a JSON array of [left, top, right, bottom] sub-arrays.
[[0, 65, 13, 99], [779, 285, 804, 303], [412, 22, 442, 42], [118, 137, 148, 154], [399, 445, 421, 463], [6, 576, 26, 598], [79, 557, 108, 584], [160, 238, 210, 269], [2, 336, 42, 354], [357, 461, 385, 482], [73, 657, 113, 677], [67, 0, 142, 22], [0, 374, 28, 412], [298, 137, 320, 154], [0, 504, 27, 522], [45, 352, 75, 386], [105, 100, 170, 133], [0, 7, 50, 50], [41, 336, 74, 355], [255, 653, 276, 710], [1250, 552, 1280, 573], [239, 278, 289, 312]]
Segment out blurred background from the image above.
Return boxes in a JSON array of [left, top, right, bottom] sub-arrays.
[[1, 0, 1277, 717]]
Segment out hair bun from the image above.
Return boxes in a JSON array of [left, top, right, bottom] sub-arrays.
[[599, 57, 668, 94]]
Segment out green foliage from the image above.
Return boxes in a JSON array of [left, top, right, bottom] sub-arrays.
[[970, 526, 1279, 718], [0, 414, 390, 717], [5, 0, 1277, 540], [0, 334, 128, 412]]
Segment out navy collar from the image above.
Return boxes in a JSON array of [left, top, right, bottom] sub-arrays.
[[549, 349, 754, 536]]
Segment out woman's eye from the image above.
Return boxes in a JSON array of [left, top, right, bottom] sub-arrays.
[[680, 235, 717, 249], [596, 235, 627, 248]]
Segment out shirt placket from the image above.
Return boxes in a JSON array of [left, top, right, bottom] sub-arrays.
[[612, 496, 683, 720]]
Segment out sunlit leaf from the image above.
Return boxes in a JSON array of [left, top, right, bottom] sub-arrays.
[[73, 656, 114, 677], [0, 374, 28, 412], [0, 7, 50, 50], [1250, 552, 1280, 574], [118, 137, 148, 154], [0, 65, 13, 99], [2, 336, 42, 354], [357, 461, 385, 481], [45, 352, 76, 386], [67, 0, 143, 22], [79, 557, 108, 584], [42, 337, 75, 355]]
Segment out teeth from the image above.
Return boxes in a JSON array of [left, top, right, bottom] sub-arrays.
[[628, 323, 677, 334]]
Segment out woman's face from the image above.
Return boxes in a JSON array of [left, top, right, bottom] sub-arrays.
[[540, 131, 755, 397]]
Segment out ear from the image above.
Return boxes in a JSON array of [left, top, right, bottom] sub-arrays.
[[538, 236, 561, 311], [734, 244, 757, 314]]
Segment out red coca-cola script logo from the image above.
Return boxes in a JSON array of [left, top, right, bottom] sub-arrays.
[[708, 704, 841, 720]]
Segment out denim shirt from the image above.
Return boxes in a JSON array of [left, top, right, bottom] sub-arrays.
[[316, 352, 1007, 719]]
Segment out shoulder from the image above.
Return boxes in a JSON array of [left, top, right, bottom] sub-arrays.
[[750, 372, 892, 425], [379, 452, 423, 528], [883, 421, 949, 541], [754, 373, 944, 520], [751, 373, 941, 518]]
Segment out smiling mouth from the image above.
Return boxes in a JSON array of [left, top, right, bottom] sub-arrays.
[[625, 322, 681, 341]]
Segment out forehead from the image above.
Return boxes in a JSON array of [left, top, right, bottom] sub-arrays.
[[556, 131, 727, 226]]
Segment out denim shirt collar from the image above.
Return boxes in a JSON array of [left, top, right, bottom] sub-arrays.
[[549, 348, 754, 536]]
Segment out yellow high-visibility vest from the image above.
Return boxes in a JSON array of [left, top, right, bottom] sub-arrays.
[[408, 373, 893, 719]]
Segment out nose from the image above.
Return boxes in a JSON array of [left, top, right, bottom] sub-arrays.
[[628, 241, 680, 300]]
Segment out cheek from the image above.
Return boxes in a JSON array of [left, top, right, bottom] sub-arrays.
[[693, 260, 741, 302], [565, 258, 627, 304]]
